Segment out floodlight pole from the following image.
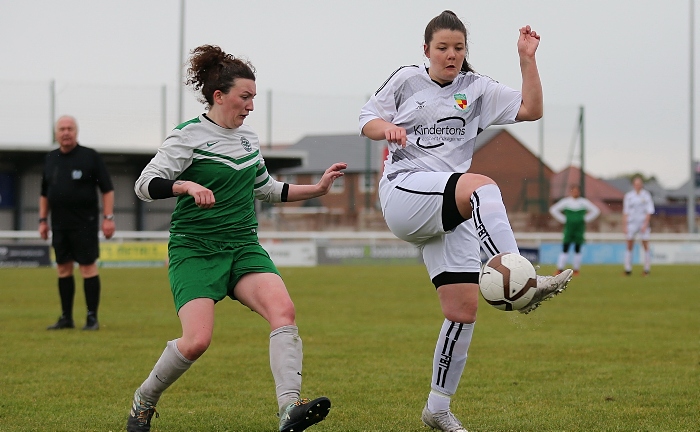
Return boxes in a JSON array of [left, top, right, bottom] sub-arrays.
[[177, 0, 186, 124], [538, 116, 546, 213], [49, 79, 55, 144], [267, 89, 273, 149], [579, 105, 585, 197], [689, 0, 697, 233]]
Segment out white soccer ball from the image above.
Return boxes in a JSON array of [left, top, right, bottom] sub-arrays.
[[479, 252, 537, 311]]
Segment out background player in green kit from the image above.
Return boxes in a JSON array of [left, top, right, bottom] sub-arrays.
[[127, 45, 346, 432], [549, 184, 600, 275]]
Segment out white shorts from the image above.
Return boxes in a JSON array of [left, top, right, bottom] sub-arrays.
[[626, 222, 651, 241], [380, 172, 482, 280]]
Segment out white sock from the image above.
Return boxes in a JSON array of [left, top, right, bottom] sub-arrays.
[[139, 339, 194, 404], [624, 250, 632, 272], [427, 389, 451, 413], [429, 319, 474, 410], [573, 252, 582, 271], [270, 325, 303, 412], [557, 252, 568, 270], [644, 249, 651, 272], [470, 184, 519, 257]]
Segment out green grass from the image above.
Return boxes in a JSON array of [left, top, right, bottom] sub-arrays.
[[1, 264, 699, 431]]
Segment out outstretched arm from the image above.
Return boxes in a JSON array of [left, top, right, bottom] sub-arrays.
[[515, 25, 543, 121], [286, 163, 347, 202]]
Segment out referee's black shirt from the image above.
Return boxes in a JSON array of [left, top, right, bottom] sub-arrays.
[[41, 144, 114, 230]]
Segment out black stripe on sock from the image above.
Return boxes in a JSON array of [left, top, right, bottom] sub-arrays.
[[471, 190, 501, 256], [436, 322, 464, 388]]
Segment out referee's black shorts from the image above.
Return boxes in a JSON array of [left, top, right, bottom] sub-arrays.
[[52, 228, 100, 265]]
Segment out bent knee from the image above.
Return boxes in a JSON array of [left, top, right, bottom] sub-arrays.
[[179, 335, 212, 360], [443, 308, 477, 324], [271, 301, 296, 328]]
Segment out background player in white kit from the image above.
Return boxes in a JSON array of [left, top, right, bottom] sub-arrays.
[[623, 175, 655, 276], [360, 10, 573, 432]]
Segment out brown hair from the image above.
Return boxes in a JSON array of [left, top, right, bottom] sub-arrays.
[[186, 45, 256, 107], [424, 10, 474, 73]]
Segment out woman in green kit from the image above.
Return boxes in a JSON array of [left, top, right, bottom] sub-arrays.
[[126, 44, 346, 432]]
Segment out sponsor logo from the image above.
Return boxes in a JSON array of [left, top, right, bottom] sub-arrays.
[[240, 137, 252, 152], [415, 100, 426, 110], [205, 141, 219, 147], [413, 116, 467, 149], [71, 170, 82, 180]]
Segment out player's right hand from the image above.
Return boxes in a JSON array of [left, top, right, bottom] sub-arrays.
[[175, 180, 215, 209], [39, 223, 49, 240], [384, 124, 407, 148]]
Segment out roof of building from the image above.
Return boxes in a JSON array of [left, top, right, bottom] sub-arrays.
[[276, 134, 387, 175], [551, 166, 624, 214], [474, 128, 506, 152], [0, 144, 305, 173], [604, 177, 673, 205]]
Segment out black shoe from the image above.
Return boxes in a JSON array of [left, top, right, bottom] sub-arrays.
[[82, 314, 99, 331], [126, 390, 158, 432], [47, 316, 74, 330], [278, 397, 331, 432], [624, 271, 632, 276]]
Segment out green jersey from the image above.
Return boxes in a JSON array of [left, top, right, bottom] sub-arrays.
[[135, 115, 284, 242], [549, 196, 600, 244]]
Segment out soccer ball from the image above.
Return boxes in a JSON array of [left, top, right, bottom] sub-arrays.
[[479, 252, 537, 311]]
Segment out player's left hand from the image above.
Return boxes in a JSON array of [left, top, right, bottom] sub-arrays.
[[517, 25, 540, 58], [316, 163, 347, 195], [102, 219, 115, 239]]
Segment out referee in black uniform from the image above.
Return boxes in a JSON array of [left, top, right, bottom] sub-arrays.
[[39, 115, 115, 331]]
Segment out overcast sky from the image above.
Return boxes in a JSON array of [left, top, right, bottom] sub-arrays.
[[0, 0, 697, 188]]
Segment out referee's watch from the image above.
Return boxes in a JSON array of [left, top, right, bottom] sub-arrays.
[[103, 214, 114, 221]]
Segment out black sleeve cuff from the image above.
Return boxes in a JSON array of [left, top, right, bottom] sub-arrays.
[[281, 183, 289, 202], [148, 178, 177, 199]]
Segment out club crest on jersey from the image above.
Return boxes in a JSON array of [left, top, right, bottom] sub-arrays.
[[240, 137, 252, 152], [71, 170, 82, 180], [453, 94, 469, 111]]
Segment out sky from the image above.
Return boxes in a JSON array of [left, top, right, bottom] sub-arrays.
[[0, 0, 697, 189]]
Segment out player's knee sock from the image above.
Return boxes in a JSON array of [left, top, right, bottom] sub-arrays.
[[470, 184, 519, 257], [557, 252, 568, 270], [573, 253, 582, 271], [58, 276, 75, 319], [644, 249, 651, 272], [428, 319, 474, 412], [624, 250, 632, 272], [139, 339, 193, 404], [270, 325, 303, 412], [83, 275, 100, 317]]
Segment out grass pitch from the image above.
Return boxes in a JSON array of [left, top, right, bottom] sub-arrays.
[[0, 264, 698, 431]]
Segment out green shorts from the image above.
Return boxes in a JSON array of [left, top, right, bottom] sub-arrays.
[[563, 226, 585, 245], [167, 234, 280, 313]]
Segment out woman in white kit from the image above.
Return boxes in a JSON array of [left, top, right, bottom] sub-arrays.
[[623, 175, 655, 275], [359, 10, 573, 432]]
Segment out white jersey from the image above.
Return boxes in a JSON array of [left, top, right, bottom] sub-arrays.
[[549, 196, 601, 225], [359, 65, 522, 180], [623, 189, 655, 226]]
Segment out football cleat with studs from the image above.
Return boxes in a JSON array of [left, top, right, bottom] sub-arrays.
[[126, 389, 158, 432], [278, 397, 331, 432], [421, 404, 468, 432], [518, 269, 573, 314]]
